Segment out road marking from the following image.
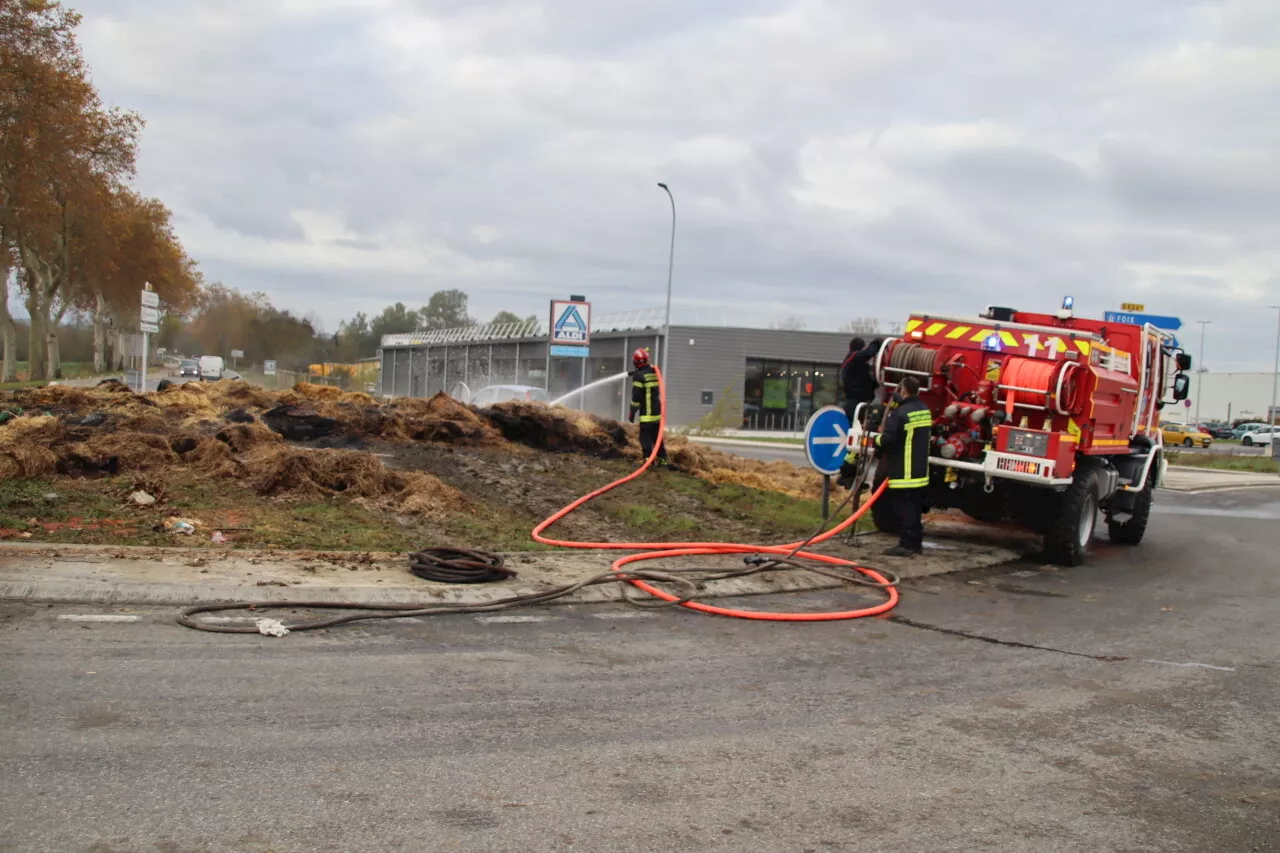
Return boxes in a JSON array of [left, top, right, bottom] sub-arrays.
[[592, 611, 653, 619], [474, 614, 550, 624], [1143, 659, 1236, 672], [57, 614, 141, 623]]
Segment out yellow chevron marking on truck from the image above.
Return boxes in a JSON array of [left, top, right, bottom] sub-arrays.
[[945, 325, 971, 339], [906, 319, 923, 333], [925, 322, 947, 336], [999, 331, 1018, 347]]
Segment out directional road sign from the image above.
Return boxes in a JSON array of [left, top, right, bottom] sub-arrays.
[[139, 322, 159, 334], [140, 306, 159, 324], [1103, 311, 1182, 331], [140, 289, 159, 309], [804, 405, 852, 476]]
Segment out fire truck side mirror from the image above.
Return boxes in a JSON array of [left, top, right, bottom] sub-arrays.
[[1172, 374, 1190, 401], [1176, 353, 1192, 371]]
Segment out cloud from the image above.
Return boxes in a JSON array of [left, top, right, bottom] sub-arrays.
[[73, 0, 1280, 370]]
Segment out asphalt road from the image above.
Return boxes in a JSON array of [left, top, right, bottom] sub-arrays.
[[2, 488, 1279, 853]]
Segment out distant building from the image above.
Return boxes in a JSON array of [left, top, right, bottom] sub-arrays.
[[379, 309, 893, 430]]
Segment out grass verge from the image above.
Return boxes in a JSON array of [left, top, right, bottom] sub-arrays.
[[1166, 452, 1279, 474]]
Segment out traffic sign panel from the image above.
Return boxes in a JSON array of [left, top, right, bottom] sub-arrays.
[[804, 405, 851, 476], [550, 300, 591, 346], [140, 322, 159, 334], [1104, 310, 1182, 331], [140, 289, 159, 309], [140, 306, 159, 324]]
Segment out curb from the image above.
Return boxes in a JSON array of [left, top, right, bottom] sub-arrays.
[[686, 437, 806, 451], [0, 541, 1028, 608], [1166, 465, 1277, 477]]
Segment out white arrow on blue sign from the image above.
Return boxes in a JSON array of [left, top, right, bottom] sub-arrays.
[[804, 405, 852, 476], [1103, 311, 1182, 331]]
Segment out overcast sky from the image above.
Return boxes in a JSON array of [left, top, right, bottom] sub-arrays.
[[76, 0, 1280, 370]]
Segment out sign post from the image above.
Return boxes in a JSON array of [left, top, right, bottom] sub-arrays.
[[139, 284, 159, 393], [1103, 310, 1182, 331], [804, 406, 852, 520], [548, 298, 591, 398]]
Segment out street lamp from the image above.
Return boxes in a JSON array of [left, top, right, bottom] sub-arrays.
[[1269, 305, 1280, 426], [657, 182, 675, 373], [1195, 319, 1210, 427]]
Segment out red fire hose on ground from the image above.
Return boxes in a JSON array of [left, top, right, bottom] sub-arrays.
[[533, 366, 898, 622], [179, 367, 897, 634]]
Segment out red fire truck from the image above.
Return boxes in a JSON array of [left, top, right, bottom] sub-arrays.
[[858, 300, 1192, 565]]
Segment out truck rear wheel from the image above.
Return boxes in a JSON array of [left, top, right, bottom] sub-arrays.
[[1042, 467, 1099, 567], [1107, 466, 1154, 546]]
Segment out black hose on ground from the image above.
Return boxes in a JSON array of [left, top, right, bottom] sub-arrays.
[[407, 548, 516, 584]]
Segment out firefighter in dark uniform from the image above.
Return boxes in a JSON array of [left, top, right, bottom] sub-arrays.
[[629, 348, 669, 467], [874, 375, 933, 557], [840, 337, 881, 423]]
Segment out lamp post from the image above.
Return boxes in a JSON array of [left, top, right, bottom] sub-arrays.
[[657, 182, 675, 372], [1195, 320, 1210, 427], [1269, 305, 1280, 426]]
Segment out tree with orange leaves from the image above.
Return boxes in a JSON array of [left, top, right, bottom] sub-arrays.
[[73, 188, 201, 371], [0, 0, 169, 380]]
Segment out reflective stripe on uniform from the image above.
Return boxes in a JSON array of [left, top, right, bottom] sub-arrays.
[[889, 476, 929, 489], [892, 409, 933, 488]]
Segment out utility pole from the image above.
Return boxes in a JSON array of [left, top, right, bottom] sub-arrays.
[[1270, 306, 1280, 425], [657, 183, 675, 373], [1195, 320, 1210, 427]]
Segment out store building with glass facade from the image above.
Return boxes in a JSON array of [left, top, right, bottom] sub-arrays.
[[379, 313, 860, 431]]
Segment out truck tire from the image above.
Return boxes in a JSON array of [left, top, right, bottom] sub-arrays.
[[1042, 466, 1099, 567], [1107, 467, 1154, 546], [870, 469, 900, 535]]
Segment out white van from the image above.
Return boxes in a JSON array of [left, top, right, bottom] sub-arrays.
[[198, 356, 225, 381]]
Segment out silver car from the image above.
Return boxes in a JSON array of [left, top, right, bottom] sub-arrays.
[[469, 385, 550, 406]]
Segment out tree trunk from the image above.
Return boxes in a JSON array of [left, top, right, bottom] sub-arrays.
[[0, 274, 16, 382], [92, 290, 108, 373], [46, 329, 61, 380], [113, 331, 126, 370], [26, 301, 46, 382]]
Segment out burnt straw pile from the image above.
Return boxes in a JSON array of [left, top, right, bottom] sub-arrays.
[[0, 379, 822, 502]]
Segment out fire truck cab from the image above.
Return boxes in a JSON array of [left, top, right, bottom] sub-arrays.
[[855, 300, 1192, 565]]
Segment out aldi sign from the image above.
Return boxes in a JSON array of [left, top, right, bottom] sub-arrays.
[[550, 300, 591, 346]]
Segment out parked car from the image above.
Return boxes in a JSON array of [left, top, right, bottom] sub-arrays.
[[178, 359, 200, 378], [1232, 422, 1269, 440], [469, 384, 550, 407], [1197, 423, 1234, 439], [1240, 426, 1277, 447], [1161, 423, 1213, 448]]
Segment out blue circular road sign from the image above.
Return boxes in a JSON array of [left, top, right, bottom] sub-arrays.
[[804, 405, 852, 476]]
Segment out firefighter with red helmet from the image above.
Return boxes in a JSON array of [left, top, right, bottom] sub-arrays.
[[629, 348, 669, 467]]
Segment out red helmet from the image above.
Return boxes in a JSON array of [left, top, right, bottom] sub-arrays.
[[632, 348, 650, 368]]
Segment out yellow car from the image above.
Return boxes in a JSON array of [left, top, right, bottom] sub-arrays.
[[1161, 423, 1213, 448]]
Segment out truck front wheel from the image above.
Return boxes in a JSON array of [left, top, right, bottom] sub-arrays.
[[1107, 466, 1154, 546], [1042, 467, 1099, 567]]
